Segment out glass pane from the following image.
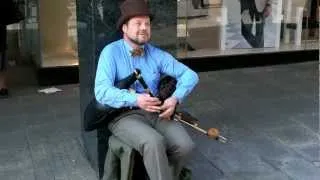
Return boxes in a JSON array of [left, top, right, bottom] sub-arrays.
[[39, 0, 78, 67], [222, 0, 282, 53], [302, 0, 319, 50], [177, 0, 192, 58], [149, 0, 178, 55], [281, 0, 319, 51], [20, 0, 41, 66], [177, 0, 318, 58]]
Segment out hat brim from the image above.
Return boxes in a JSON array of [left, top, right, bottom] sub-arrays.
[[117, 13, 153, 30]]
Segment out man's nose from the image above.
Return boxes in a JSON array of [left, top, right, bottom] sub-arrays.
[[140, 23, 148, 30]]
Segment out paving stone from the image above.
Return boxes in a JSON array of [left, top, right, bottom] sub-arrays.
[[295, 143, 320, 163], [242, 113, 301, 131], [290, 112, 319, 133], [225, 171, 291, 180], [26, 121, 69, 147], [0, 130, 28, 151], [276, 157, 320, 180], [47, 137, 96, 180], [312, 161, 320, 167], [0, 62, 318, 180], [0, 101, 51, 118], [227, 131, 294, 162], [206, 147, 275, 174], [0, 130, 34, 179], [266, 125, 319, 147], [27, 126, 96, 179], [0, 97, 19, 110], [187, 148, 225, 180], [48, 95, 80, 110], [188, 125, 276, 174], [53, 105, 80, 120], [0, 115, 27, 134], [0, 168, 35, 180], [61, 139, 97, 180], [0, 143, 33, 171], [184, 99, 224, 115], [25, 113, 58, 128]]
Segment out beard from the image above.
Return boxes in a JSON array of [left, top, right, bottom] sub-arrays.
[[128, 32, 150, 46]]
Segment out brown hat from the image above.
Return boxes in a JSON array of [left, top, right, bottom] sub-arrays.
[[117, 0, 153, 30]]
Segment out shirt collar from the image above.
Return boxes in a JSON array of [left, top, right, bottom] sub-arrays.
[[122, 39, 145, 57]]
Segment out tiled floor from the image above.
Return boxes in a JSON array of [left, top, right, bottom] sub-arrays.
[[0, 61, 319, 180]]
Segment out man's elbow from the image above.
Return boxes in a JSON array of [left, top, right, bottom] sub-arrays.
[[94, 88, 104, 104], [94, 85, 109, 105], [190, 70, 199, 86]]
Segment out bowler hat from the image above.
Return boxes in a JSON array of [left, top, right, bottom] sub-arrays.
[[117, 0, 153, 30]]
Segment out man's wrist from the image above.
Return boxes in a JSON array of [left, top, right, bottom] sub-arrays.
[[128, 92, 138, 107], [171, 95, 180, 105]]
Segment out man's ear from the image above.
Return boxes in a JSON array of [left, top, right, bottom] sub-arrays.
[[122, 24, 127, 34]]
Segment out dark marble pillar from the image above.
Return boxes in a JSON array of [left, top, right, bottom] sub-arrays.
[[77, 0, 177, 178]]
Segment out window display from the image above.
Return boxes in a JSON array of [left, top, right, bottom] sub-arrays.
[[177, 0, 319, 58], [224, 0, 280, 48], [39, 0, 78, 67]]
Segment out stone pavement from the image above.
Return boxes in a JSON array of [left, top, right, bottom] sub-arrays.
[[0, 61, 319, 180]]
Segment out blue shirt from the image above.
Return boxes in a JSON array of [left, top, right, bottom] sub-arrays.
[[94, 39, 199, 108]]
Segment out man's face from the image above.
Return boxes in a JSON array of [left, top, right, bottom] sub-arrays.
[[122, 16, 151, 45]]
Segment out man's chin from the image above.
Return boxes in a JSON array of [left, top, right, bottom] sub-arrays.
[[136, 40, 149, 45], [128, 37, 150, 46]]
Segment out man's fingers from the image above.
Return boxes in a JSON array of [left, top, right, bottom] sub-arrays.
[[150, 105, 161, 111], [146, 105, 161, 113], [146, 97, 161, 104], [159, 108, 171, 118]]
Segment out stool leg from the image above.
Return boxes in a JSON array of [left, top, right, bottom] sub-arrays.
[[131, 152, 150, 180]]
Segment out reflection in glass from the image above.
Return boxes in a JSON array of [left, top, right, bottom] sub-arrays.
[[21, 0, 41, 66], [39, 0, 78, 67], [177, 0, 319, 58]]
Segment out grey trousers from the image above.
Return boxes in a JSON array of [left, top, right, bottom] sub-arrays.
[[240, 0, 265, 48], [108, 110, 195, 180], [0, 52, 6, 72]]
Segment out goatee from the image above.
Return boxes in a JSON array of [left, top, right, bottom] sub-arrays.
[[128, 36, 148, 46]]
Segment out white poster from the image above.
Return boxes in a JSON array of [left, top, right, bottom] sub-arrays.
[[223, 0, 282, 49]]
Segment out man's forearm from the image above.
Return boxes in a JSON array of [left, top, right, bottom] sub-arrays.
[[95, 84, 138, 108], [172, 70, 199, 103]]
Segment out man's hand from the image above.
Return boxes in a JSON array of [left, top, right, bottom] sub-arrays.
[[137, 93, 162, 113], [159, 96, 178, 120]]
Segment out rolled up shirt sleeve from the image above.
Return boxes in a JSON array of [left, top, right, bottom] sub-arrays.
[[159, 51, 199, 103], [94, 47, 138, 108]]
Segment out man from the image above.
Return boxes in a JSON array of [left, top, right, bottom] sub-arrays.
[[94, 0, 199, 180], [239, 0, 272, 48], [0, 24, 7, 98], [0, 0, 24, 98]]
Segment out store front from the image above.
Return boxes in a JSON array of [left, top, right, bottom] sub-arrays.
[[10, 0, 318, 86], [177, 0, 319, 58]]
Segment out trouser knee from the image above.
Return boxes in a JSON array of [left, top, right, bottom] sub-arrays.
[[139, 134, 166, 154], [176, 141, 195, 158]]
